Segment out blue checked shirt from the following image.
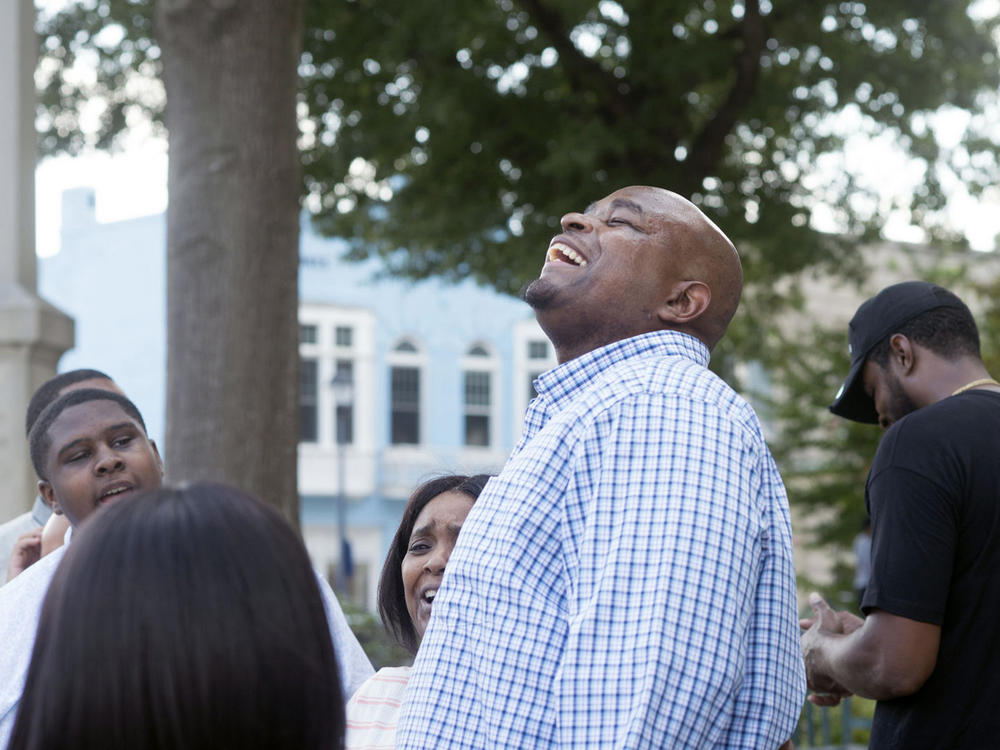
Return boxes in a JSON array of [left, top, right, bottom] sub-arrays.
[[397, 331, 805, 749]]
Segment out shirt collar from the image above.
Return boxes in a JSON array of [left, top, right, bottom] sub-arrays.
[[31, 495, 52, 526], [534, 330, 709, 406]]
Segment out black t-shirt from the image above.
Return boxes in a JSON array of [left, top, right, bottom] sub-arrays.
[[862, 389, 1000, 749]]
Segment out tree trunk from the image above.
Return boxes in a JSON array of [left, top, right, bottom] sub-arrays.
[[156, 0, 303, 524]]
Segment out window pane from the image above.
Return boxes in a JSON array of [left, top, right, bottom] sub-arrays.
[[392, 411, 419, 445], [465, 415, 490, 447], [300, 406, 317, 443], [335, 405, 353, 444], [464, 371, 490, 447], [391, 367, 420, 406], [528, 372, 542, 401], [528, 340, 548, 359], [464, 371, 491, 407], [299, 324, 318, 345], [300, 359, 318, 442], [391, 366, 420, 444], [335, 359, 354, 382], [335, 326, 353, 347], [301, 359, 318, 398]]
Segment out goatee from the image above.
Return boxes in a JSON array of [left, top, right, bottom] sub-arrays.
[[521, 278, 556, 310]]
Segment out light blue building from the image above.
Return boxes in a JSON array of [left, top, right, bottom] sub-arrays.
[[40, 187, 557, 609]]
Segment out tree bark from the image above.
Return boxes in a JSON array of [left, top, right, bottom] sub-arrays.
[[156, 0, 303, 524]]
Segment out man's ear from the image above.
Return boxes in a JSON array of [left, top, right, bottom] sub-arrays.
[[888, 333, 915, 375], [38, 480, 63, 516], [657, 280, 712, 325], [150, 440, 165, 477]]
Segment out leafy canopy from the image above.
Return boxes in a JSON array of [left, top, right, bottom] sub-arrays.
[[38, 0, 1000, 296]]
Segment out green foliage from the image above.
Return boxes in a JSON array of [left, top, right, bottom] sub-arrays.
[[761, 318, 879, 542], [795, 695, 874, 747], [36, 0, 162, 154], [38, 1, 1000, 298], [298, 0, 1000, 294], [974, 275, 1000, 376], [750, 306, 881, 597], [338, 597, 413, 670]]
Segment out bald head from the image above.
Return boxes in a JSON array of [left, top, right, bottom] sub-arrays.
[[525, 185, 742, 362], [642, 187, 742, 349]]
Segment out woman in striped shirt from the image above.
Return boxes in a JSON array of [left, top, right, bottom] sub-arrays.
[[346, 474, 489, 749]]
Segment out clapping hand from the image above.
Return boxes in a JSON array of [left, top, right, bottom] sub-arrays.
[[800, 592, 863, 706]]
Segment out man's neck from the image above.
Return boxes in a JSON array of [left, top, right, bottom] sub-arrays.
[[919, 354, 995, 407]]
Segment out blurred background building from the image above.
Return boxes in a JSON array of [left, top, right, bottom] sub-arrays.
[[42, 187, 556, 611]]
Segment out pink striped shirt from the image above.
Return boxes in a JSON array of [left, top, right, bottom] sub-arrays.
[[346, 666, 411, 750]]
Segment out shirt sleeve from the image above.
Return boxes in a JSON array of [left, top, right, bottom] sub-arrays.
[[863, 446, 957, 624], [314, 569, 375, 699], [553, 393, 802, 747]]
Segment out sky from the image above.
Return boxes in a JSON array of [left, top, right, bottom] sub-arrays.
[[35, 139, 168, 258]]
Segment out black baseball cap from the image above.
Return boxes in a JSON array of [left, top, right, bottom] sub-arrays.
[[829, 281, 970, 423]]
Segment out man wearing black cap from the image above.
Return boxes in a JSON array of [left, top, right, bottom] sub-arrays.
[[801, 280, 1000, 748]]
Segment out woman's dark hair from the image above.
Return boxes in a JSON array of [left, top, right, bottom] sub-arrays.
[[378, 473, 490, 654], [9, 482, 344, 750]]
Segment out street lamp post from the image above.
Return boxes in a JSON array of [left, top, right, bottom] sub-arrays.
[[330, 370, 354, 596]]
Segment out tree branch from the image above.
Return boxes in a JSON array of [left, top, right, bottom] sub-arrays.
[[689, 0, 766, 175], [515, 0, 631, 123]]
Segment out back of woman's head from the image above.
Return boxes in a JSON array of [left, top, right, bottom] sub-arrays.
[[9, 482, 344, 750]]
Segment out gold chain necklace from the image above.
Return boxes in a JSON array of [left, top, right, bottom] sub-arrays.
[[951, 378, 1000, 396]]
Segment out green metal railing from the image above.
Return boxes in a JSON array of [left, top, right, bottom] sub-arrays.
[[792, 697, 872, 749]]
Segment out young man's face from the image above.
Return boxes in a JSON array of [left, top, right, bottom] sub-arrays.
[[38, 400, 164, 527]]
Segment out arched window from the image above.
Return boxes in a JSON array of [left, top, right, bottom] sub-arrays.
[[394, 339, 418, 353], [390, 338, 422, 445], [463, 342, 495, 448]]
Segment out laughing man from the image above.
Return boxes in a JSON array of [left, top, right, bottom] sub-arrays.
[[397, 186, 805, 749]]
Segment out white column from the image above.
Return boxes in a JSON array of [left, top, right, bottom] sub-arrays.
[[0, 0, 74, 520]]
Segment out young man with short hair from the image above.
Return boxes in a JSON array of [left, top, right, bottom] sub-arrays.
[[0, 389, 372, 747], [803, 280, 1000, 748], [0, 369, 122, 581]]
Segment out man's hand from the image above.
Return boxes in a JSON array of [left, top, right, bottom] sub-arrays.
[[801, 592, 940, 702], [800, 595, 864, 636], [800, 592, 854, 706], [6, 528, 42, 582]]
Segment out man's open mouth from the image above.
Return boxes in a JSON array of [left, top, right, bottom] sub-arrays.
[[98, 483, 133, 503], [547, 241, 588, 267]]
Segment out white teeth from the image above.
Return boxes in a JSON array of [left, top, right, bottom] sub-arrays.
[[547, 242, 588, 267], [425, 590, 437, 601]]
